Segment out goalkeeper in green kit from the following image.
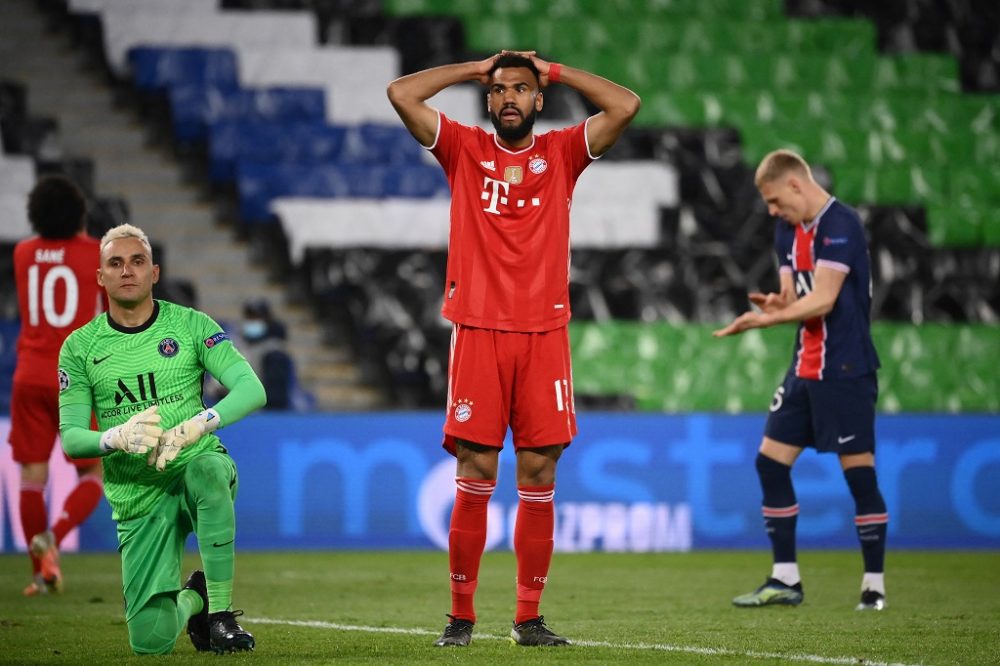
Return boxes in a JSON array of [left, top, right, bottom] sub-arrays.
[[57, 224, 266, 655]]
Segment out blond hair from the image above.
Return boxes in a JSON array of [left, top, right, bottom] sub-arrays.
[[755, 149, 813, 188], [100, 223, 153, 258]]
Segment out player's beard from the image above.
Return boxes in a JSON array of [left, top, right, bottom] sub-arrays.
[[491, 105, 537, 143]]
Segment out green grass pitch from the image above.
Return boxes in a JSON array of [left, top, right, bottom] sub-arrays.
[[1, 550, 998, 664]]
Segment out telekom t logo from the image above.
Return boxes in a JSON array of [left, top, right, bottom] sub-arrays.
[[481, 176, 510, 214]]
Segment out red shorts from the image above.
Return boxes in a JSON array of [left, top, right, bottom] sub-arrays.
[[443, 324, 577, 455], [8, 381, 100, 466]]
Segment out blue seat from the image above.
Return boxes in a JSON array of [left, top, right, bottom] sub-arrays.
[[237, 163, 352, 222], [236, 162, 449, 222], [208, 122, 348, 184], [340, 123, 427, 165], [169, 85, 326, 143], [0, 319, 20, 414], [128, 47, 238, 93], [385, 164, 450, 198]]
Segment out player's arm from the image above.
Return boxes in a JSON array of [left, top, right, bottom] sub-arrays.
[[152, 317, 266, 470], [747, 270, 796, 313], [210, 359, 267, 426], [152, 360, 265, 470], [514, 51, 640, 157], [59, 336, 162, 458], [387, 55, 498, 147], [713, 266, 847, 337]]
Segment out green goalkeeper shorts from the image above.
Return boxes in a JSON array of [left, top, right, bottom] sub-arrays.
[[116, 451, 237, 621]]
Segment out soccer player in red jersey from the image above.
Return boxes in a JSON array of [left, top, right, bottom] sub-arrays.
[[10, 175, 106, 595], [715, 150, 888, 612], [388, 51, 640, 646]]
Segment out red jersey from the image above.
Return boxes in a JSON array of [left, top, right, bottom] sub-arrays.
[[429, 113, 595, 332], [13, 233, 104, 388]]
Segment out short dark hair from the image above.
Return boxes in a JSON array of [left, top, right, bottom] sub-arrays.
[[27, 175, 87, 239], [488, 54, 540, 86]]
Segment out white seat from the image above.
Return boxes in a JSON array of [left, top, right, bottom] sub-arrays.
[[271, 136, 677, 261], [102, 10, 316, 77], [70, 0, 217, 14], [272, 198, 451, 264], [0, 155, 36, 197], [238, 46, 401, 124], [0, 192, 32, 241]]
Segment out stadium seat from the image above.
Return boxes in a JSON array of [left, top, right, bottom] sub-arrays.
[[100, 8, 317, 78], [0, 155, 36, 197], [168, 85, 326, 143], [127, 46, 239, 92], [0, 192, 32, 240], [236, 46, 401, 123], [926, 206, 983, 247], [208, 121, 348, 183], [0, 319, 20, 413]]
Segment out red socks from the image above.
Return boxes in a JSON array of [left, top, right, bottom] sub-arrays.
[[21, 474, 104, 572], [52, 475, 103, 544], [19, 482, 47, 574], [514, 485, 555, 624], [448, 478, 495, 623]]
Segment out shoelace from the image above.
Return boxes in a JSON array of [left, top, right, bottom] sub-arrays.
[[442, 614, 472, 636], [518, 615, 554, 633]]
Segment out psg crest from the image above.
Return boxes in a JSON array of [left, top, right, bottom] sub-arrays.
[[158, 338, 180, 357]]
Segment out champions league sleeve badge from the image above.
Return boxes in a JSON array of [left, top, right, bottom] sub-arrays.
[[58, 368, 70, 392]]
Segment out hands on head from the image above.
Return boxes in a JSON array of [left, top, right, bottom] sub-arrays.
[[476, 50, 553, 86]]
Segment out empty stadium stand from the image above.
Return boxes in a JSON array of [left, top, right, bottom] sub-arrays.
[[2, 0, 997, 413]]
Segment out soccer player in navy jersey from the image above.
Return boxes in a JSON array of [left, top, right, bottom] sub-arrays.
[[388, 51, 640, 645], [714, 149, 888, 611]]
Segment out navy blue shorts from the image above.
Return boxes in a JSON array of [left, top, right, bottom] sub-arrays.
[[764, 371, 878, 454]]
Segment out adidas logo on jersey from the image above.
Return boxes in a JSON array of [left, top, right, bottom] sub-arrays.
[[480, 160, 496, 171]]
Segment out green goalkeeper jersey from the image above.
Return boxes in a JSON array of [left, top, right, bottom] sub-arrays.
[[59, 300, 251, 521]]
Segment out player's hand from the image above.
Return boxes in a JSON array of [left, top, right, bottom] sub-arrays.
[[100, 405, 163, 455], [472, 53, 501, 84], [150, 408, 221, 471], [748, 291, 787, 313], [500, 50, 553, 85], [713, 311, 768, 337]]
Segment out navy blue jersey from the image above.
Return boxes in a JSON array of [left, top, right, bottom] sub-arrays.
[[774, 198, 880, 380]]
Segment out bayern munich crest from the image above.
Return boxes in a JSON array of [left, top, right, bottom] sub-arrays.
[[453, 398, 473, 423], [158, 338, 179, 357], [528, 156, 548, 174]]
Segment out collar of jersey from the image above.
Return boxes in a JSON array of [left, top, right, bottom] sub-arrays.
[[493, 133, 536, 155], [801, 196, 836, 233], [106, 300, 160, 334]]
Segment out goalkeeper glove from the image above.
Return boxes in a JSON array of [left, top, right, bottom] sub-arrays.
[[151, 408, 221, 472], [100, 405, 163, 454]]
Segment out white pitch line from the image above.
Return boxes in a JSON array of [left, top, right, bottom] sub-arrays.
[[247, 617, 926, 666]]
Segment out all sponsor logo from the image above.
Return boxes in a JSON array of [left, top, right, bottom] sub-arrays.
[[823, 236, 848, 246]]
